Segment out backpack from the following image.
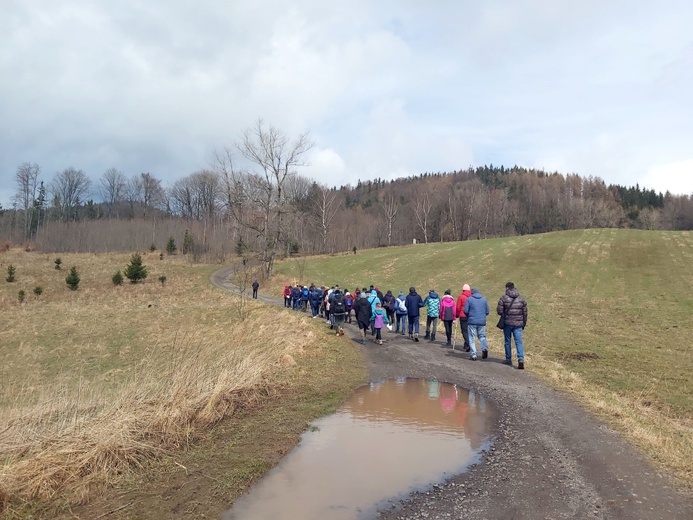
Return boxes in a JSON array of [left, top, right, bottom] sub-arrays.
[[398, 298, 407, 313], [332, 293, 346, 314]]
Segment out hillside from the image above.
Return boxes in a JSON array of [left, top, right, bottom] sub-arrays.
[[270, 228, 693, 480]]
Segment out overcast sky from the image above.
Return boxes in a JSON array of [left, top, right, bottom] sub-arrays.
[[2, 0, 692, 206]]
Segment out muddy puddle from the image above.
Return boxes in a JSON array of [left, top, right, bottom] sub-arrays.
[[224, 378, 496, 520]]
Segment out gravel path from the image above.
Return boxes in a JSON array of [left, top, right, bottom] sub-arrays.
[[211, 269, 692, 519]]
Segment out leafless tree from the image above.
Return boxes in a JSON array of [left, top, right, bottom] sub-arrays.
[[382, 193, 399, 246], [98, 168, 126, 205], [413, 192, 433, 244], [123, 175, 143, 217], [49, 167, 91, 221], [310, 183, 341, 253], [13, 162, 41, 239], [238, 119, 314, 275], [139, 172, 165, 218]]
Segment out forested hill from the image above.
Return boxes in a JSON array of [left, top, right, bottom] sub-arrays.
[[2, 161, 692, 260]]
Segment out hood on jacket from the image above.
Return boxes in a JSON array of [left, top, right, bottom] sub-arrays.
[[409, 287, 417, 295], [441, 294, 455, 303], [505, 287, 520, 298], [398, 291, 405, 299], [386, 290, 393, 297], [371, 290, 377, 296], [428, 290, 439, 299], [471, 288, 483, 298]]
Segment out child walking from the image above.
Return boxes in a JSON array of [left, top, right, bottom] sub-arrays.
[[370, 302, 390, 345]]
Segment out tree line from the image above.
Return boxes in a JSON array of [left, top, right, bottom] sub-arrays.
[[2, 121, 692, 273]]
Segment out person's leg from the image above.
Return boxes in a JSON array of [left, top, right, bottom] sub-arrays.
[[503, 325, 512, 362], [513, 326, 524, 364], [430, 318, 437, 340], [413, 316, 420, 340], [408, 316, 414, 337], [460, 318, 470, 351], [478, 325, 488, 358], [444, 320, 452, 344], [376, 328, 382, 343], [425, 316, 432, 338], [468, 325, 478, 358]]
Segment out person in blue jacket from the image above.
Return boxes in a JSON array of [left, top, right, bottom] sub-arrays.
[[394, 291, 408, 335], [309, 284, 323, 317], [405, 287, 425, 342], [300, 285, 310, 312], [463, 287, 490, 360]]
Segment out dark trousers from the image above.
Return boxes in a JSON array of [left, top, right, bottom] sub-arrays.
[[458, 317, 470, 349], [252, 289, 258, 299], [443, 320, 453, 343]]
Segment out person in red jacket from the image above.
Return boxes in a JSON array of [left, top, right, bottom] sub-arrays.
[[455, 284, 472, 351], [283, 285, 292, 308]]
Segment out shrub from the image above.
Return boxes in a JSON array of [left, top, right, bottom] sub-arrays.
[[33, 286, 43, 297], [124, 253, 148, 284], [54, 258, 62, 270], [6, 265, 16, 282], [112, 270, 124, 286], [159, 253, 164, 260], [149, 243, 157, 252], [18, 290, 25, 303], [158, 275, 167, 286], [65, 266, 80, 290], [182, 230, 193, 255]]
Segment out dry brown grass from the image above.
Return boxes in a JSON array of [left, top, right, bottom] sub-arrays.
[[0, 249, 321, 513]]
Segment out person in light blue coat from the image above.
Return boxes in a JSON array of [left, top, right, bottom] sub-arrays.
[[463, 288, 490, 361], [394, 291, 408, 335]]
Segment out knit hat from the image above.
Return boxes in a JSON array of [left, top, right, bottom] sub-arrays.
[[463, 284, 471, 291], [398, 291, 404, 298], [445, 289, 451, 295]]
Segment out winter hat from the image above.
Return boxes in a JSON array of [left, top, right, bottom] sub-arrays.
[[463, 284, 471, 291], [445, 289, 451, 295], [506, 281, 515, 289], [398, 291, 404, 298]]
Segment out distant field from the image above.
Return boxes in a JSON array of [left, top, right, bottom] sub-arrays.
[[269, 229, 693, 484]]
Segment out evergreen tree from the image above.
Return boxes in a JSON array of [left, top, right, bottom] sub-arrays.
[[166, 236, 177, 255], [65, 266, 80, 290], [112, 270, 124, 286], [18, 290, 25, 303], [6, 265, 16, 282], [33, 286, 43, 297], [124, 253, 148, 283], [54, 257, 62, 270], [158, 275, 167, 286], [182, 230, 194, 255]]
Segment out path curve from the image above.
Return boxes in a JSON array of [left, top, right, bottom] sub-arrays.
[[212, 269, 692, 519]]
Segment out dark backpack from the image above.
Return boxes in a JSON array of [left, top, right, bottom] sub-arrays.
[[332, 293, 346, 314]]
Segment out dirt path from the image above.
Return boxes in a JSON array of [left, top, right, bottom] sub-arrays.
[[211, 270, 692, 519]]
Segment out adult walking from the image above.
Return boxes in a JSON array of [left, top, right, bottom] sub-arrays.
[[455, 284, 472, 352], [382, 290, 396, 326], [423, 289, 441, 342], [497, 281, 528, 369], [354, 288, 373, 345], [405, 287, 424, 342], [252, 280, 259, 299], [463, 287, 490, 361], [394, 291, 408, 335], [439, 289, 456, 346]]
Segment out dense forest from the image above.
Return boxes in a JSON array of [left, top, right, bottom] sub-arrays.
[[2, 123, 692, 274]]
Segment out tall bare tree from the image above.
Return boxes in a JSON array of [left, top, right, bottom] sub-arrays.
[[49, 167, 91, 222], [13, 162, 41, 238], [310, 183, 341, 253], [382, 193, 399, 246], [139, 172, 165, 218], [238, 120, 314, 275], [413, 192, 433, 244]]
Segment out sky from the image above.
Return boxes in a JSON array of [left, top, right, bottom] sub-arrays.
[[1, 0, 692, 206]]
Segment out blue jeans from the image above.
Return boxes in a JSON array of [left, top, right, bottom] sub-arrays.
[[408, 315, 420, 335], [396, 314, 407, 332], [503, 325, 524, 361], [468, 324, 488, 356]]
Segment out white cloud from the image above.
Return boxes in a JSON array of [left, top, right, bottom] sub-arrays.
[[638, 159, 693, 196]]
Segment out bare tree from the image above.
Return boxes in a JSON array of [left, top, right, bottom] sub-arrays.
[[139, 172, 165, 218], [310, 183, 341, 253], [238, 119, 314, 275], [49, 167, 91, 221], [13, 162, 41, 238], [382, 193, 399, 246], [413, 192, 433, 244]]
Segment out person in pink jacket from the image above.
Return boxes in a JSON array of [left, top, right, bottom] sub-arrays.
[[439, 289, 457, 346]]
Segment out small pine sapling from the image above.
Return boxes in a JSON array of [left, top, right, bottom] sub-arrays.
[[6, 264, 16, 282], [54, 257, 62, 270], [33, 286, 43, 297], [158, 275, 167, 286], [159, 252, 164, 260], [124, 253, 148, 283], [182, 230, 194, 255], [65, 266, 80, 290], [18, 290, 25, 303], [149, 243, 157, 252], [166, 236, 177, 255], [112, 270, 124, 286]]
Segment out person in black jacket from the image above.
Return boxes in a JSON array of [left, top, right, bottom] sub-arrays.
[[354, 288, 373, 345], [252, 280, 259, 299], [497, 281, 528, 369]]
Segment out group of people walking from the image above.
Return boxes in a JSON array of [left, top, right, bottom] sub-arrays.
[[282, 281, 528, 369]]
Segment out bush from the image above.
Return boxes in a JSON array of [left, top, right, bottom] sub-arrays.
[[124, 253, 148, 284], [158, 275, 167, 286], [54, 258, 62, 270], [18, 290, 25, 304], [112, 270, 124, 286], [182, 230, 194, 255], [149, 243, 157, 252], [6, 265, 16, 282], [65, 266, 80, 291], [33, 286, 43, 297], [159, 252, 164, 260]]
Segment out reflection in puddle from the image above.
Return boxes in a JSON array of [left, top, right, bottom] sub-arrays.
[[225, 378, 495, 520]]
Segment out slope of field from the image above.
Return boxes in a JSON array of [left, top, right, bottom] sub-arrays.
[[270, 228, 693, 483]]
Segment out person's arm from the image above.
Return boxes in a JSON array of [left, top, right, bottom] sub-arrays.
[[497, 297, 504, 316]]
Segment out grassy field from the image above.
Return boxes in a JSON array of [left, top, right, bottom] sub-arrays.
[[0, 250, 366, 517], [268, 229, 693, 486]]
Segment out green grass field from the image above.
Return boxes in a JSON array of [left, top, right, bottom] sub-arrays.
[[269, 229, 693, 483]]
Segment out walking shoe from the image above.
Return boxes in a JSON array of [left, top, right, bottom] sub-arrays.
[[518, 360, 525, 370], [414, 335, 420, 342], [360, 339, 365, 345], [470, 355, 477, 361], [482, 350, 488, 359], [424, 331, 430, 339], [430, 335, 436, 342], [378, 340, 383, 345], [502, 359, 512, 366], [446, 341, 451, 346], [463, 346, 471, 352], [409, 334, 413, 340]]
